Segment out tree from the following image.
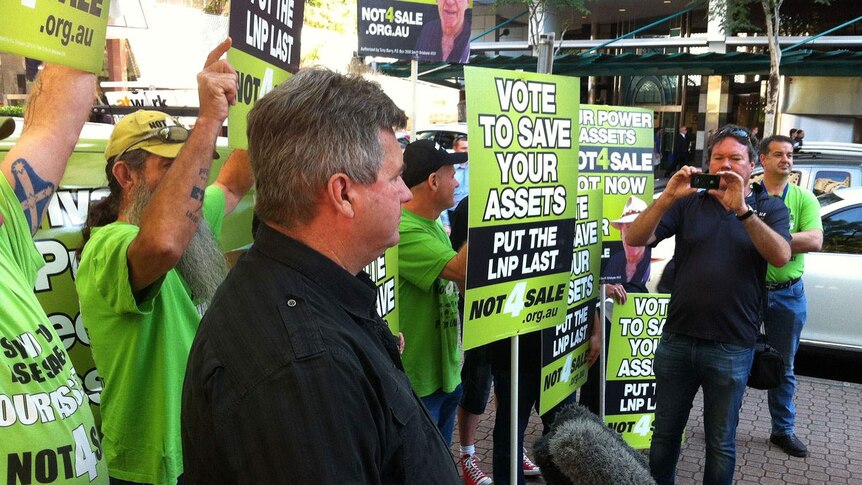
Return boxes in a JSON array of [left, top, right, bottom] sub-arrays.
[[493, 0, 590, 51], [706, 0, 832, 136]]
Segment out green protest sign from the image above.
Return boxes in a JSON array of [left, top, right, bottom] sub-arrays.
[[576, 105, 654, 302], [227, 0, 303, 148], [0, 0, 110, 72], [226, 48, 292, 149], [462, 66, 579, 350], [364, 247, 400, 334], [605, 293, 669, 449], [539, 187, 602, 415]]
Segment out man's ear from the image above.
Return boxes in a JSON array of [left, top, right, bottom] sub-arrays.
[[112, 161, 137, 191], [427, 172, 438, 191], [327, 172, 355, 218]]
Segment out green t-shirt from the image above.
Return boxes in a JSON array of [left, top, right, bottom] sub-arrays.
[[0, 176, 108, 484], [766, 183, 822, 282], [76, 185, 225, 485], [397, 208, 461, 398]]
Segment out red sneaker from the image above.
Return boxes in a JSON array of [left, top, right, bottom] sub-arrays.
[[522, 449, 541, 477], [460, 454, 493, 485]]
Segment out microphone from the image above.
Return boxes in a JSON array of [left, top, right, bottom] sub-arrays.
[[533, 404, 655, 485]]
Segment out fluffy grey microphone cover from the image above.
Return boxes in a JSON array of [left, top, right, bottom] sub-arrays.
[[535, 404, 655, 485]]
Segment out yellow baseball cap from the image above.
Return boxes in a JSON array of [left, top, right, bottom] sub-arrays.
[[105, 110, 206, 161], [0, 117, 15, 141]]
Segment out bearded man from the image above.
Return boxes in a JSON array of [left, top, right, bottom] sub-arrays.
[[76, 39, 253, 485]]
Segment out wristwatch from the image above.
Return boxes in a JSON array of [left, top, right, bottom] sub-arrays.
[[736, 204, 755, 221]]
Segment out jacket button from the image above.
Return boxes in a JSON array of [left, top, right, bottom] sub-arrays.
[[287, 299, 297, 307]]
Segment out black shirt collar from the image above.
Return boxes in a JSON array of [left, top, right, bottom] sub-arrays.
[[252, 223, 379, 319]]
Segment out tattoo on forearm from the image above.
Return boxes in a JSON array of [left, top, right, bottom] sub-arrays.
[[11, 159, 55, 235], [185, 210, 200, 224], [199, 168, 210, 178], [190, 186, 205, 203]]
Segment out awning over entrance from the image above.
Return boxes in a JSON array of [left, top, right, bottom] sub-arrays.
[[377, 49, 862, 87]]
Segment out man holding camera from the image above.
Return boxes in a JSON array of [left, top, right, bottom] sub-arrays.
[[627, 125, 791, 485], [759, 135, 822, 458]]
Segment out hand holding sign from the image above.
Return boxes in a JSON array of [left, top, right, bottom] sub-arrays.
[[198, 38, 239, 124]]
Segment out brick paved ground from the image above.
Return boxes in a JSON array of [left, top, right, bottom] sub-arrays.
[[451, 375, 862, 484]]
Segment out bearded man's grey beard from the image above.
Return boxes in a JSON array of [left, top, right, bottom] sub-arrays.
[[126, 182, 228, 302]]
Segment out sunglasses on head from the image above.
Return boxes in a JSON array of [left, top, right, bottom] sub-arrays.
[[714, 127, 750, 139], [114, 125, 190, 162]]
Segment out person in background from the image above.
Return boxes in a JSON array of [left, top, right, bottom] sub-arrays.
[[440, 134, 469, 233], [449, 196, 543, 484], [749, 127, 760, 151], [398, 139, 468, 447], [759, 135, 823, 458], [182, 68, 459, 484], [76, 39, 253, 485], [654, 127, 664, 175], [792, 129, 805, 152], [0, 64, 108, 484], [627, 125, 791, 485], [664, 126, 689, 178]]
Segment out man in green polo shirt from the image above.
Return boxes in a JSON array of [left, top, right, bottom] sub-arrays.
[[759, 135, 823, 458], [76, 39, 253, 485], [398, 140, 468, 448]]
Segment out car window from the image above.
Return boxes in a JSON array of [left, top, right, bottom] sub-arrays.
[[415, 131, 437, 143], [821, 205, 862, 254], [436, 131, 460, 150], [749, 170, 802, 186], [818, 192, 844, 208], [812, 170, 851, 196]]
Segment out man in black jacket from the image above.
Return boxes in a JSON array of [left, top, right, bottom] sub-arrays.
[[182, 69, 459, 484]]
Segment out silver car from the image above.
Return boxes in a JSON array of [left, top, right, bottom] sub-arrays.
[[415, 123, 467, 150], [749, 156, 862, 196], [802, 187, 862, 352]]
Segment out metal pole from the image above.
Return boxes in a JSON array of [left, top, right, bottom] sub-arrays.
[[471, 10, 529, 43], [509, 33, 554, 485], [509, 335, 519, 485], [581, 7, 694, 56], [410, 60, 418, 140], [536, 33, 555, 74], [599, 285, 607, 420], [782, 15, 862, 53]]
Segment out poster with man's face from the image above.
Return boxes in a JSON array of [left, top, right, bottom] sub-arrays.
[[358, 0, 473, 63]]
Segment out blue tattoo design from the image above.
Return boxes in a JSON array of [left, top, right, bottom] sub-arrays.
[[11, 158, 55, 235]]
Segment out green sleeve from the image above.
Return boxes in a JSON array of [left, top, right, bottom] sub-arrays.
[[0, 174, 44, 285], [398, 226, 457, 292], [83, 224, 162, 315], [797, 188, 823, 232], [203, 184, 226, 237]]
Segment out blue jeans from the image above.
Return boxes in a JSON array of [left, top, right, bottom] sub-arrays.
[[421, 385, 463, 447], [763, 279, 806, 436], [649, 333, 754, 485]]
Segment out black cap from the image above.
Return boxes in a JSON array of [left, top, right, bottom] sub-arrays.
[[402, 139, 468, 188]]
